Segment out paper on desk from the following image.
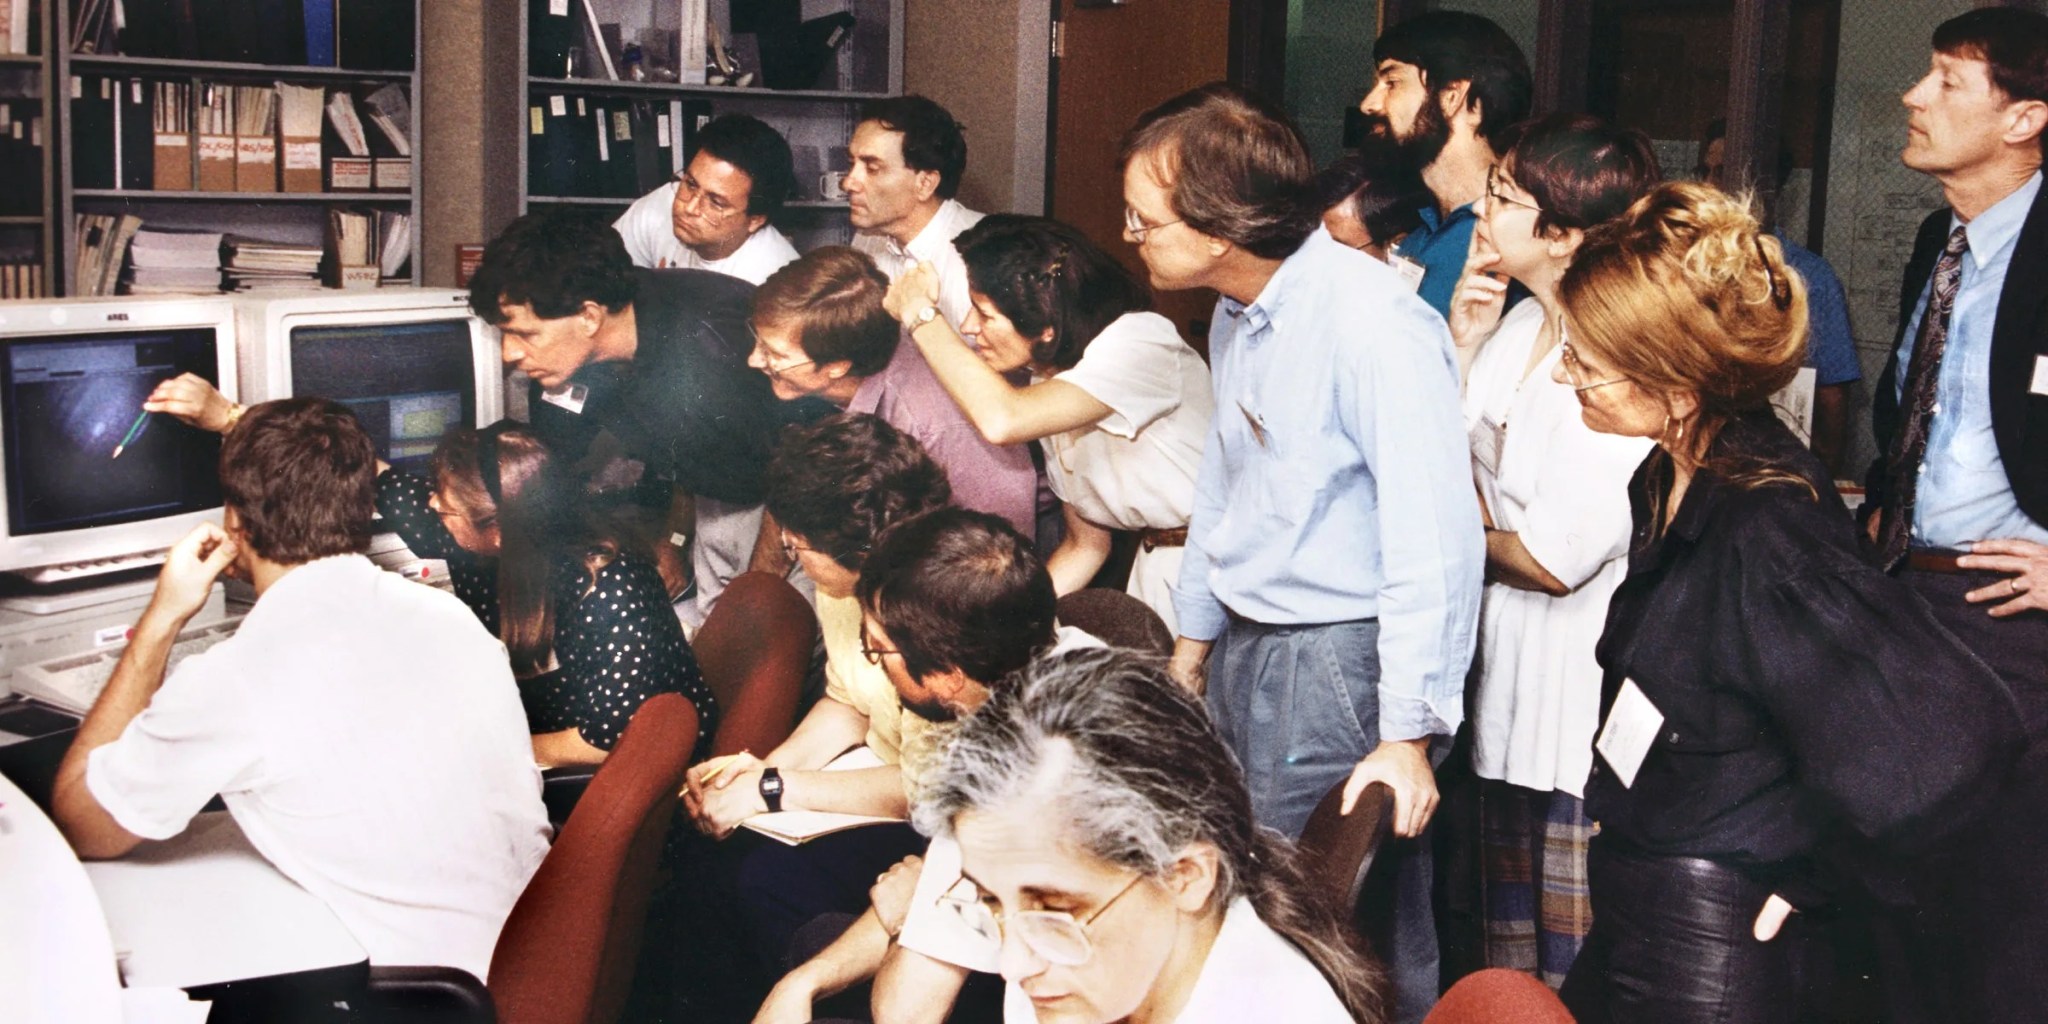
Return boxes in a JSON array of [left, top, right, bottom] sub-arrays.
[[121, 988, 210, 1024]]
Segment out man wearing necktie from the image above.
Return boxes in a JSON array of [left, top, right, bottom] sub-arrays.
[[1864, 9, 2048, 1021]]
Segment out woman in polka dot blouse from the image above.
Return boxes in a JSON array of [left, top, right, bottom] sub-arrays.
[[376, 424, 717, 766]]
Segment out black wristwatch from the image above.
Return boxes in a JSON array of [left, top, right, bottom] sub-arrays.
[[759, 767, 784, 813]]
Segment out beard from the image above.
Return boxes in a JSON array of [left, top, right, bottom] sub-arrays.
[[1364, 92, 1453, 169]]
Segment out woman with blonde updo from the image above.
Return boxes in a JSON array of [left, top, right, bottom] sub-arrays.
[[1551, 182, 2024, 1024]]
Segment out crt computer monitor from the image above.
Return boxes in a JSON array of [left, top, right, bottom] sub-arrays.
[[232, 289, 505, 480], [0, 296, 240, 580]]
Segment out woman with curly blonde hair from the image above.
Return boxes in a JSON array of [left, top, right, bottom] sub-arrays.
[[1551, 182, 2024, 1024]]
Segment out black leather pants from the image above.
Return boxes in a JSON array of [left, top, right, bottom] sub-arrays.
[[1559, 839, 1796, 1024]]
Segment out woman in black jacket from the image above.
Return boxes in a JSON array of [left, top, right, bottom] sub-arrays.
[[1549, 181, 2024, 1024]]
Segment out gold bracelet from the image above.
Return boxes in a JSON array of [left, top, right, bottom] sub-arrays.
[[223, 403, 246, 433]]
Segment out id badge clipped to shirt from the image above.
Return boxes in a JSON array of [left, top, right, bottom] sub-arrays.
[[1386, 250, 1427, 292], [1595, 678, 1665, 789], [539, 382, 589, 415], [1469, 412, 1506, 478]]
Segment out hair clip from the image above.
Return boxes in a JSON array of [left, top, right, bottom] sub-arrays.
[[1754, 236, 1791, 311]]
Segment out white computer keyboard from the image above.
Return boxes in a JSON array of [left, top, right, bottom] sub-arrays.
[[11, 616, 243, 716]]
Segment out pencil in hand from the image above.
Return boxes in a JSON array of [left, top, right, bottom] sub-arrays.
[[112, 409, 152, 460]]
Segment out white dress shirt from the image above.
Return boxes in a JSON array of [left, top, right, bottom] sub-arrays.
[[86, 555, 551, 983], [1001, 897, 1352, 1023], [1461, 302, 1651, 796], [613, 182, 800, 285], [1040, 311, 1214, 633], [855, 198, 985, 331]]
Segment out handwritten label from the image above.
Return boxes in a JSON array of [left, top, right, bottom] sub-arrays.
[[283, 141, 321, 170], [155, 132, 187, 147], [236, 138, 276, 163], [198, 135, 236, 161]]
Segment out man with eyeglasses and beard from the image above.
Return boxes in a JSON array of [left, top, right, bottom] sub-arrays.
[[1359, 11, 1532, 317]]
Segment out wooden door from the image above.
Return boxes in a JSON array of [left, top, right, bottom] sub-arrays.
[[1049, 0, 1230, 347]]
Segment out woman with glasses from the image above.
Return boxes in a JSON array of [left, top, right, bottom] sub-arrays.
[[142, 373, 716, 769], [880, 214, 1213, 633], [1551, 182, 2023, 1023], [1442, 112, 1659, 985], [916, 646, 1385, 1024]]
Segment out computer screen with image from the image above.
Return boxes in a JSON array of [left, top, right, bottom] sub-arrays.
[[289, 319, 477, 475], [1, 329, 224, 537]]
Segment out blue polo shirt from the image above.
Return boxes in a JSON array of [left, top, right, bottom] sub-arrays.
[[1395, 202, 1479, 318]]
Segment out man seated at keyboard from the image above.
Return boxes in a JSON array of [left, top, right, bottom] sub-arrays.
[[49, 398, 552, 986]]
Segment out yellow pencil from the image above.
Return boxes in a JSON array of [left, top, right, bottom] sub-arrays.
[[698, 751, 752, 787]]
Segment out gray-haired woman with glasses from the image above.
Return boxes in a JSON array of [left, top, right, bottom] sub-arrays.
[[914, 647, 1386, 1024]]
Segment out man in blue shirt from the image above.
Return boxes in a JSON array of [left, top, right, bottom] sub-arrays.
[[1359, 11, 1531, 317], [1123, 83, 1482, 1024], [1865, 9, 2048, 1021]]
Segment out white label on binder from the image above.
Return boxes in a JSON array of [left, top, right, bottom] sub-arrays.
[[155, 132, 185, 147], [0, 107, 10, 129], [199, 135, 236, 161], [530, 106, 544, 134], [596, 110, 610, 161], [576, 97, 586, 116], [613, 110, 630, 141], [549, 0, 568, 15], [550, 95, 566, 117], [30, 119, 40, 146], [100, 79, 112, 100], [71, 76, 82, 99], [2032, 355, 2048, 396], [1595, 679, 1664, 789], [657, 114, 671, 148], [284, 141, 321, 170], [236, 138, 275, 163], [132, 81, 143, 104]]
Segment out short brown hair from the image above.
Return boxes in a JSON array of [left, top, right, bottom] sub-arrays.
[[1119, 83, 1320, 260], [763, 413, 950, 574], [753, 247, 899, 377], [1934, 7, 2048, 157], [1498, 113, 1661, 237], [218, 398, 377, 563]]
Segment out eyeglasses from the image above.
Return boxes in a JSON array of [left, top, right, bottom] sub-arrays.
[[1558, 342, 1628, 394], [1123, 206, 1184, 243], [674, 173, 742, 221], [748, 323, 817, 381], [939, 873, 1148, 967], [858, 625, 900, 666], [1485, 170, 1542, 214], [429, 490, 496, 531]]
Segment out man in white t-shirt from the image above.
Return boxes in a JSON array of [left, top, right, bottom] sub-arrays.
[[746, 507, 1099, 1023], [50, 398, 551, 985], [844, 96, 985, 331], [613, 113, 801, 285]]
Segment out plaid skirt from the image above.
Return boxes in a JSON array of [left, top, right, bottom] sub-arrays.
[[1479, 779, 1594, 988]]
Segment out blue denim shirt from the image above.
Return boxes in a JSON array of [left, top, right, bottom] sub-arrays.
[[1895, 171, 2048, 548], [1174, 229, 1484, 742]]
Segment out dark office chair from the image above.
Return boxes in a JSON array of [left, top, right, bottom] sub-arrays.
[[1054, 588, 1173, 657], [363, 692, 700, 1024], [691, 571, 816, 757], [1297, 779, 1397, 958]]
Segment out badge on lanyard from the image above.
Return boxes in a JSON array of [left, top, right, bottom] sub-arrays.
[[540, 382, 588, 415]]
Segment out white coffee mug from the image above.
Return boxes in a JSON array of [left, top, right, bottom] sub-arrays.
[[819, 172, 848, 201]]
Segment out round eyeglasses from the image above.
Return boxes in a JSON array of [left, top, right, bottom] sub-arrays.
[[938, 873, 1147, 967]]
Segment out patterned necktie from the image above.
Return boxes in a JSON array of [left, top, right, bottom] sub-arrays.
[[1878, 225, 1969, 571]]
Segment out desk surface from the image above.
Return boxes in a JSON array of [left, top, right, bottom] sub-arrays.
[[84, 811, 368, 990], [0, 773, 124, 1024]]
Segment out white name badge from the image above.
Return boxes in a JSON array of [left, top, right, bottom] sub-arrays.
[[1388, 253, 1427, 292], [1469, 412, 1505, 478], [540, 382, 588, 415], [1595, 678, 1665, 789], [2032, 355, 2048, 396]]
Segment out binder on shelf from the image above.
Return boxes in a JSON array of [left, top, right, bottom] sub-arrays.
[[526, 92, 583, 198], [303, 0, 337, 67], [528, 0, 574, 77], [358, 84, 411, 156], [324, 86, 373, 190], [70, 76, 117, 191], [0, 102, 43, 216], [372, 157, 409, 190], [153, 81, 194, 191], [196, 85, 236, 192], [117, 79, 155, 191], [232, 85, 277, 192], [336, 0, 414, 71], [276, 83, 324, 193]]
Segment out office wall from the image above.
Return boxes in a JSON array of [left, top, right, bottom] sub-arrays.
[[903, 0, 1050, 215], [418, 0, 521, 288]]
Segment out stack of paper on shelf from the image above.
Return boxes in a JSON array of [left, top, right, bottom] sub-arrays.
[[125, 228, 225, 294], [223, 235, 323, 292]]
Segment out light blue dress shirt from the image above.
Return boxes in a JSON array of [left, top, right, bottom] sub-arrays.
[[1174, 228, 1484, 742], [1895, 171, 2048, 549]]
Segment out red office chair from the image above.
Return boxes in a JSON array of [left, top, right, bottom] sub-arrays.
[[1423, 967, 1576, 1023], [690, 571, 816, 758], [364, 692, 700, 1024]]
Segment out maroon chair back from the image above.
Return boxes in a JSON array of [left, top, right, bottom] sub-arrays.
[[1055, 588, 1173, 657], [1423, 968, 1576, 1024], [691, 572, 816, 757], [1297, 779, 1395, 910], [487, 693, 699, 1024]]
